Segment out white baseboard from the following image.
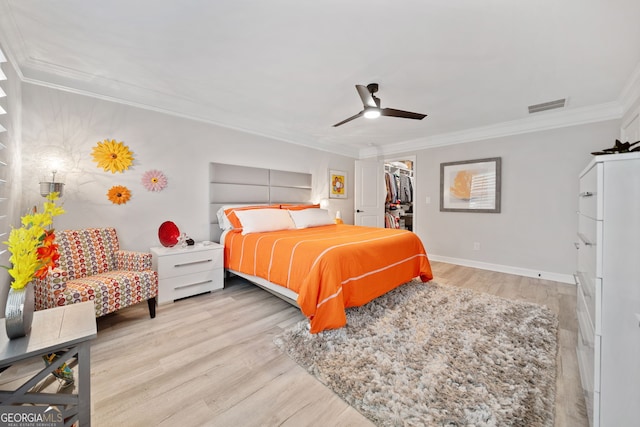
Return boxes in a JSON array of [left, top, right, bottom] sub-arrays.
[[429, 254, 575, 285]]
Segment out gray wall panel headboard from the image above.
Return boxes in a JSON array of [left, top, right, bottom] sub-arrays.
[[209, 162, 313, 242]]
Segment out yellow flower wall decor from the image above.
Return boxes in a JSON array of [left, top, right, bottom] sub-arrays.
[[107, 185, 132, 205], [92, 139, 134, 173]]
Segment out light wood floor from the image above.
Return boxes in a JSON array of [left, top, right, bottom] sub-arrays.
[[0, 262, 588, 426]]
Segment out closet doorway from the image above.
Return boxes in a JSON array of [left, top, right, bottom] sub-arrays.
[[384, 157, 415, 231]]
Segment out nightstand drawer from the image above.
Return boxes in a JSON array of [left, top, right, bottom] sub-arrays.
[[156, 248, 222, 278], [158, 268, 223, 304]]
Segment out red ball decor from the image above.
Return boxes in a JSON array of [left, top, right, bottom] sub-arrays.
[[158, 221, 180, 247]]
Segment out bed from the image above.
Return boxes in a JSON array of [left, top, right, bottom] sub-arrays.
[[210, 162, 433, 333]]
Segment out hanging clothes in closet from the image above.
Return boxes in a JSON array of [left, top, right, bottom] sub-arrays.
[[398, 173, 412, 204], [385, 170, 413, 205], [385, 171, 396, 204], [384, 162, 414, 230]]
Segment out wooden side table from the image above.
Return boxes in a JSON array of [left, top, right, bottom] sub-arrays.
[[0, 301, 97, 426]]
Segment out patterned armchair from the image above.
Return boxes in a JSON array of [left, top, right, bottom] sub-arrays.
[[34, 227, 158, 318]]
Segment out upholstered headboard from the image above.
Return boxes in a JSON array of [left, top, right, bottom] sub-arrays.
[[209, 162, 313, 242]]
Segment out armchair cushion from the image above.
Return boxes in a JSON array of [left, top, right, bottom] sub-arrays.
[[58, 228, 118, 280], [34, 227, 158, 318]]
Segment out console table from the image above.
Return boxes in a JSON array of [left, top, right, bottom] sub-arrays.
[[0, 301, 97, 426]]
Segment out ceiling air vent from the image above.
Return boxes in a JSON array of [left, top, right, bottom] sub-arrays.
[[528, 98, 566, 114]]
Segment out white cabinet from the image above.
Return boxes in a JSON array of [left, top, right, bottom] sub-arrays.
[[150, 242, 224, 304], [576, 152, 640, 427]]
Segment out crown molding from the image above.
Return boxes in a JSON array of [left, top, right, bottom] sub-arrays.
[[358, 101, 624, 158], [8, 61, 630, 162], [20, 75, 361, 159], [360, 58, 640, 158], [17, 56, 627, 162]]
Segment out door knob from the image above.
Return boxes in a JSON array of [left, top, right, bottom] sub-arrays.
[[356, 209, 364, 213]]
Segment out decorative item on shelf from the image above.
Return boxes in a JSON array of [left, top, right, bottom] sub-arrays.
[[39, 170, 65, 198], [2, 192, 64, 339], [91, 139, 134, 173], [158, 221, 180, 247], [176, 233, 192, 248], [141, 169, 168, 192], [107, 185, 131, 205], [591, 139, 640, 156]]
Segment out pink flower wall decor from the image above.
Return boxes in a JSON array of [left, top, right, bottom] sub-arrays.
[[141, 170, 168, 192]]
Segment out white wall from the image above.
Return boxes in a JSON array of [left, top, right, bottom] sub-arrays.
[[19, 84, 354, 252], [408, 121, 620, 282]]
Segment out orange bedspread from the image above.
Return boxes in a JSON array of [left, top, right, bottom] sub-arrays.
[[224, 224, 433, 333]]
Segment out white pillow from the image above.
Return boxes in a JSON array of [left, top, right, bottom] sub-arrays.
[[216, 204, 266, 230], [235, 208, 296, 235], [289, 208, 333, 229]]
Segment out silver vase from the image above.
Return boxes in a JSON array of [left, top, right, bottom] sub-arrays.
[[5, 285, 35, 339]]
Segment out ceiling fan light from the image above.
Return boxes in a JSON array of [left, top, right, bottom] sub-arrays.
[[364, 108, 381, 119]]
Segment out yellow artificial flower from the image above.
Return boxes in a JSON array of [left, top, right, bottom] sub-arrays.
[[107, 185, 132, 205], [2, 193, 65, 289], [91, 139, 134, 173]]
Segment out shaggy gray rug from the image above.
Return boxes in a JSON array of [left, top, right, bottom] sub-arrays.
[[274, 281, 558, 427]]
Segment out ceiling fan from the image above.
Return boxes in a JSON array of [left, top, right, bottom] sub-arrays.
[[333, 83, 427, 127]]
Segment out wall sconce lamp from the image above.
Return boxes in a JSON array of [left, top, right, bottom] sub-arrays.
[[39, 170, 64, 198]]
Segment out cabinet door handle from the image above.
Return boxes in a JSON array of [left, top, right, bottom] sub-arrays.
[[579, 191, 594, 198], [174, 259, 213, 268], [175, 280, 213, 290], [576, 271, 592, 299], [577, 233, 594, 246]]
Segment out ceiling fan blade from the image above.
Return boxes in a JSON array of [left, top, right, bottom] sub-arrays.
[[356, 85, 377, 108], [381, 108, 427, 120], [333, 111, 364, 127]]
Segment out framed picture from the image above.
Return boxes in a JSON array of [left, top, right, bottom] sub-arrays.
[[440, 157, 501, 213], [329, 169, 347, 199]]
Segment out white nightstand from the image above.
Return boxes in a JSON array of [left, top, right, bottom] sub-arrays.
[[150, 242, 224, 304]]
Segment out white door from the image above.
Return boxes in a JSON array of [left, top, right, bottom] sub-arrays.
[[354, 159, 384, 227]]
